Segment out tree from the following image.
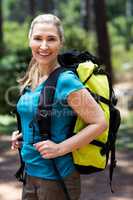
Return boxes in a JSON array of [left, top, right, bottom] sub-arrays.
[[81, 0, 94, 31], [125, 0, 133, 50], [93, 0, 113, 82], [29, 0, 36, 18], [42, 0, 54, 13], [0, 0, 4, 57]]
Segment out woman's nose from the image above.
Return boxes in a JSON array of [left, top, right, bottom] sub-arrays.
[[40, 40, 48, 50]]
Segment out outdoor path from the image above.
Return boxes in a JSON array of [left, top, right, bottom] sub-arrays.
[[0, 135, 133, 200]]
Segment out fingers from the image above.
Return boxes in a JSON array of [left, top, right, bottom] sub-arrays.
[[11, 130, 22, 150], [12, 131, 22, 140], [33, 140, 51, 151], [11, 140, 21, 150], [12, 130, 19, 139], [33, 140, 60, 159]]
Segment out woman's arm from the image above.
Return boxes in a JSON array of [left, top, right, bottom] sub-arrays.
[[34, 88, 108, 159], [59, 88, 107, 154]]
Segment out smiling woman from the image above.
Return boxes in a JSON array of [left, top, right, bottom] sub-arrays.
[[29, 23, 62, 75], [11, 14, 107, 200], [18, 14, 64, 92]]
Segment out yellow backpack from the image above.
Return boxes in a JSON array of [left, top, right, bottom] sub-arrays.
[[73, 61, 110, 171], [57, 51, 121, 191]]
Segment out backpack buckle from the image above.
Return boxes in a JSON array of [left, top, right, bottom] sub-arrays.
[[39, 109, 49, 118]]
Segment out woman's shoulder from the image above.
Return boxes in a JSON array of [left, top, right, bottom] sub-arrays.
[[55, 69, 85, 100], [58, 70, 80, 84]]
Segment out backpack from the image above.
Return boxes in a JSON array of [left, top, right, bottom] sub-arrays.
[[13, 50, 121, 193]]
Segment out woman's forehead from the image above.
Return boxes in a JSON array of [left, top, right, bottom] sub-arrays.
[[32, 22, 58, 36]]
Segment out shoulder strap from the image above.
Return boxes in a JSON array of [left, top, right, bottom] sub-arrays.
[[37, 66, 71, 200], [38, 67, 66, 139], [10, 94, 26, 184]]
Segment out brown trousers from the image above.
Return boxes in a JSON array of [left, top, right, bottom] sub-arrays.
[[22, 171, 81, 200]]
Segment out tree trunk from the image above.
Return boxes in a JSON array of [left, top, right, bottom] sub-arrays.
[[125, 0, 132, 51], [93, 0, 113, 82], [42, 0, 54, 13], [0, 0, 4, 57], [29, 0, 36, 18], [80, 0, 94, 31]]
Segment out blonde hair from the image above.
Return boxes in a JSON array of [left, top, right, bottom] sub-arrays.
[[18, 14, 64, 93]]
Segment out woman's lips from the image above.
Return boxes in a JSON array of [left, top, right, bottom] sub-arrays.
[[37, 52, 51, 58]]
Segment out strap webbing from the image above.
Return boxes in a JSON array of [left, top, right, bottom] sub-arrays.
[[87, 89, 111, 105], [38, 67, 71, 200], [11, 105, 26, 184], [109, 144, 117, 193], [38, 67, 66, 138]]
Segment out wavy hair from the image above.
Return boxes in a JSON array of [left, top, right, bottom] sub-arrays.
[[18, 14, 64, 93]]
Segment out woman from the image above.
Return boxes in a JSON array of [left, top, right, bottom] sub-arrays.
[[11, 14, 107, 200]]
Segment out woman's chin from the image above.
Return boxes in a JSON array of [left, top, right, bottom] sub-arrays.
[[37, 59, 50, 65]]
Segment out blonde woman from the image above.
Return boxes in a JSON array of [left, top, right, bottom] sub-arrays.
[[11, 14, 107, 200]]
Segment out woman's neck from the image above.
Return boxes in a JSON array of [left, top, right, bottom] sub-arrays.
[[37, 61, 60, 85], [38, 61, 60, 77]]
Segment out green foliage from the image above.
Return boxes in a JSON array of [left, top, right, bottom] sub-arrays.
[[3, 0, 29, 22], [0, 115, 16, 135], [108, 16, 133, 74], [109, 16, 133, 47], [106, 0, 126, 20], [111, 45, 133, 75], [4, 21, 29, 51], [63, 26, 96, 52], [0, 48, 31, 114], [108, 23, 125, 46], [3, 0, 15, 19], [114, 16, 133, 36], [59, 0, 80, 27], [58, 0, 96, 52]]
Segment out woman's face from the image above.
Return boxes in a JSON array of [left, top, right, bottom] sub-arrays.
[[29, 22, 62, 67]]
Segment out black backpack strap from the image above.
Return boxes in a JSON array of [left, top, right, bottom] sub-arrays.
[[10, 95, 26, 184], [38, 67, 71, 200], [15, 109, 26, 184], [15, 148, 26, 184], [109, 143, 117, 193], [37, 67, 66, 139]]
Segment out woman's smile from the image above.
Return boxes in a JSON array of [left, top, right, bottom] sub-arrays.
[[29, 23, 62, 68], [37, 51, 51, 58]]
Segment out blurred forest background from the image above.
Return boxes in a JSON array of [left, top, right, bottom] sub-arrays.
[[0, 1, 133, 200], [0, 0, 133, 143]]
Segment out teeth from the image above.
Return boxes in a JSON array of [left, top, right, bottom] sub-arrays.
[[39, 52, 50, 56]]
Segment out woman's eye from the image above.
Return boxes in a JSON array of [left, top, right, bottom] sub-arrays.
[[48, 37, 56, 41], [34, 37, 41, 41]]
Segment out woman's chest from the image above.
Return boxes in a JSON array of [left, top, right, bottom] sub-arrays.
[[17, 90, 40, 117]]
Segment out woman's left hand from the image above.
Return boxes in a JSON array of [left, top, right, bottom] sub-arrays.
[[33, 140, 63, 159]]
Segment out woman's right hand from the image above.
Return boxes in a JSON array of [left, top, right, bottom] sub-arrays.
[[11, 130, 22, 150]]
